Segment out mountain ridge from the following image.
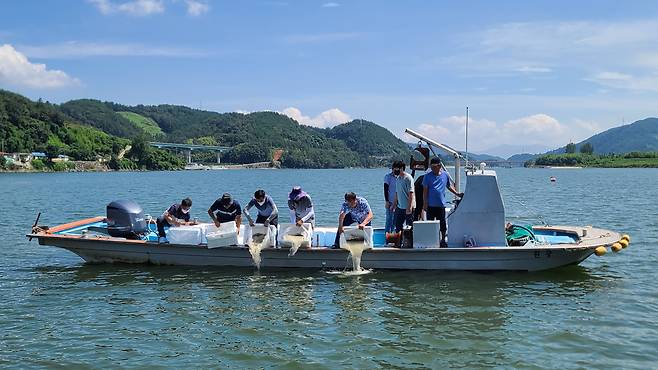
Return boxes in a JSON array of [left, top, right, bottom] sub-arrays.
[[1, 90, 411, 169]]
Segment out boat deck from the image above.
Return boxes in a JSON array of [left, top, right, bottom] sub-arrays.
[[38, 216, 621, 250]]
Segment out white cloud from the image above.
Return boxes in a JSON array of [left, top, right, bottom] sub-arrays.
[[407, 113, 599, 155], [283, 32, 360, 44], [88, 0, 165, 16], [322, 2, 340, 7], [185, 0, 209, 16], [479, 20, 658, 57], [503, 113, 564, 136], [88, 0, 114, 14], [408, 115, 497, 151], [586, 71, 658, 93], [282, 107, 351, 128], [0, 44, 79, 89], [17, 41, 209, 59], [431, 18, 658, 92], [515, 66, 552, 73]]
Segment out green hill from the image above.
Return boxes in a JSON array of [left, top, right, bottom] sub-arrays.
[[507, 153, 538, 163], [110, 103, 409, 168], [0, 90, 126, 160], [117, 111, 164, 138], [324, 119, 412, 166], [60, 99, 139, 138], [118, 106, 364, 168], [549, 117, 658, 154], [0, 90, 183, 171], [1, 89, 417, 169]]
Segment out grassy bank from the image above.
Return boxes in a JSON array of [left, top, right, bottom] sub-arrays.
[[526, 152, 658, 168]]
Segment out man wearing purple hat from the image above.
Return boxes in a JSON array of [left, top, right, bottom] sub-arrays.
[[287, 186, 315, 227]]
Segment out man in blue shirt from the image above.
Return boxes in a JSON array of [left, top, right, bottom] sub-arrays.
[[383, 165, 397, 233], [422, 157, 463, 247], [156, 197, 196, 243], [333, 192, 374, 248]]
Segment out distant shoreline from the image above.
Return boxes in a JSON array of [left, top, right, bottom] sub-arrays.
[[3, 165, 657, 174]]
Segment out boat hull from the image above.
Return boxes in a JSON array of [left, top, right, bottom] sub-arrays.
[[36, 235, 596, 272]]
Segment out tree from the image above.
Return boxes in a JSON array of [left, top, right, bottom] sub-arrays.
[[128, 135, 150, 161], [580, 142, 594, 154], [31, 158, 45, 171], [565, 142, 576, 153]]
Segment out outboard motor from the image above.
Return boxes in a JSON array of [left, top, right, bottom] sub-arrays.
[[106, 200, 147, 239]]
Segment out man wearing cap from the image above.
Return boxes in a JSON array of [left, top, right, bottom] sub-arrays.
[[208, 193, 242, 233], [422, 157, 463, 247], [288, 186, 315, 227]]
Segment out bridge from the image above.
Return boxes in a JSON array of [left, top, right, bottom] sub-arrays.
[[149, 142, 232, 164], [472, 159, 527, 167]]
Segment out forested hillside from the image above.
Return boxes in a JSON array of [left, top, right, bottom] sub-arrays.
[[324, 120, 411, 166], [549, 117, 658, 154], [1, 90, 412, 169], [0, 90, 183, 171], [54, 97, 411, 168], [0, 90, 126, 160]]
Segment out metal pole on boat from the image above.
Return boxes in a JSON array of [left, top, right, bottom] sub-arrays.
[[465, 106, 469, 169], [454, 155, 460, 193], [29, 212, 41, 241]]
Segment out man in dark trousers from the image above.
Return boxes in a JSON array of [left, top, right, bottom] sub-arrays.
[[208, 193, 242, 233], [156, 197, 196, 243], [414, 174, 425, 221], [422, 157, 463, 247]]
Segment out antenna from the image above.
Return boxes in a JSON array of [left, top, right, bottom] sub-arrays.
[[465, 106, 469, 169]]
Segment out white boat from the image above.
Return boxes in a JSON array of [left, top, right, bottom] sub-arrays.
[[27, 129, 629, 272]]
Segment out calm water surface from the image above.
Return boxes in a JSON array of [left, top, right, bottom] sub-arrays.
[[1, 168, 657, 368]]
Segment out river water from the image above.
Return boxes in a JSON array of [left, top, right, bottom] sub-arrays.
[[1, 168, 657, 368]]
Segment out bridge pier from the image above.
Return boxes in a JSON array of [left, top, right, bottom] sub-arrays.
[[148, 142, 231, 165]]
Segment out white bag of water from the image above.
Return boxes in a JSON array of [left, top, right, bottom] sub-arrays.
[[244, 224, 277, 248], [278, 223, 312, 256], [244, 224, 277, 269], [339, 226, 373, 271]]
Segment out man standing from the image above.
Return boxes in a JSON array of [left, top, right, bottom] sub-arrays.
[[334, 192, 374, 247], [208, 193, 242, 233], [413, 174, 425, 221], [383, 165, 397, 233], [422, 157, 463, 247], [392, 160, 414, 233]]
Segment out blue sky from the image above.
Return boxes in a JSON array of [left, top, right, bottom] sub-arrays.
[[2, 0, 658, 157]]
